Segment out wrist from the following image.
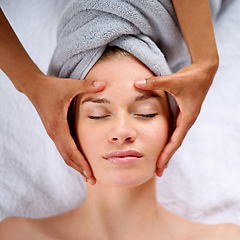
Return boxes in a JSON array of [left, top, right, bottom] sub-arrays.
[[192, 53, 219, 75], [11, 65, 44, 96], [21, 71, 46, 101]]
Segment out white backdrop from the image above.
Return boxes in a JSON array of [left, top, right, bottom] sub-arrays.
[[0, 0, 239, 224]]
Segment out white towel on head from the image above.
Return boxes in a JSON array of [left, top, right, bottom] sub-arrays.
[[48, 0, 185, 79], [48, 0, 223, 79]]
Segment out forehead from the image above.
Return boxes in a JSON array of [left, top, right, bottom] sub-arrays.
[[81, 54, 167, 102], [79, 56, 166, 107], [85, 54, 154, 86]]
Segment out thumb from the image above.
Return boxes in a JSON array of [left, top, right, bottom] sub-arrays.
[[64, 79, 106, 99], [134, 74, 177, 92]]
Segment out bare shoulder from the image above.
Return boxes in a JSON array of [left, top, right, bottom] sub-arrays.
[[196, 223, 240, 240], [184, 220, 240, 240], [211, 223, 240, 240], [0, 217, 56, 240], [161, 207, 240, 240]]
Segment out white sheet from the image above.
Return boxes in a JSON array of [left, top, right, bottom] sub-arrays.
[[0, 0, 239, 224]]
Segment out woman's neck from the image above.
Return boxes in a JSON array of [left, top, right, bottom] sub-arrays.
[[77, 176, 168, 240]]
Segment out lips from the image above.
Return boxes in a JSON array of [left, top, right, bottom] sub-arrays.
[[103, 150, 143, 165]]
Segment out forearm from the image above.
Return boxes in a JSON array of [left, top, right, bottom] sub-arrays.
[[172, 0, 219, 69], [0, 8, 44, 94]]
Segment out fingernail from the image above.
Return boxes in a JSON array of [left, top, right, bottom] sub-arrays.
[[82, 171, 88, 182], [87, 178, 95, 185], [93, 81, 103, 87], [83, 171, 88, 177], [82, 175, 87, 182], [136, 79, 147, 85]]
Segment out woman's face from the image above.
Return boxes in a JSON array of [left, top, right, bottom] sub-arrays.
[[74, 55, 170, 188]]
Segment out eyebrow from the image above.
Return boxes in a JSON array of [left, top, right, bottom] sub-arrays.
[[81, 97, 110, 104], [81, 93, 161, 105], [135, 93, 160, 102]]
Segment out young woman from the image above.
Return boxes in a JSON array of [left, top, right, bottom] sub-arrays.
[[0, 0, 219, 181], [0, 48, 238, 240]]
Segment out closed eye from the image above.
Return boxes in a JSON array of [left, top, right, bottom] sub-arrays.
[[88, 115, 110, 120], [88, 113, 158, 119], [134, 113, 158, 118]]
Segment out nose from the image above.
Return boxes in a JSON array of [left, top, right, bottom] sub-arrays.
[[108, 113, 137, 144]]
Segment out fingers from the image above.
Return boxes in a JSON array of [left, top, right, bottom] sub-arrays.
[[28, 76, 104, 185], [48, 119, 96, 185], [136, 64, 215, 178], [156, 113, 192, 173], [135, 75, 182, 177], [156, 167, 165, 177]]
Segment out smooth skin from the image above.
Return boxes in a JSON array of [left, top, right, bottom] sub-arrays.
[[0, 0, 218, 182], [0, 54, 238, 240]]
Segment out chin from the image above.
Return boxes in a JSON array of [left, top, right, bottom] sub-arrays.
[[96, 170, 155, 188]]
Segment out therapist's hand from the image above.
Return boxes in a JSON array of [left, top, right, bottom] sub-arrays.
[[26, 75, 106, 184], [135, 61, 218, 176], [0, 8, 107, 184]]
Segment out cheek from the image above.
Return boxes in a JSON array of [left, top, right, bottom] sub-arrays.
[[78, 128, 95, 150], [76, 122, 105, 159], [141, 119, 169, 152]]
